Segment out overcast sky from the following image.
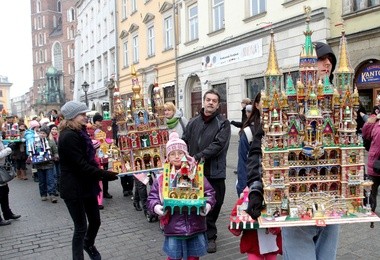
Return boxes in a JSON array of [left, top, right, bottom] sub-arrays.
[[0, 0, 33, 98]]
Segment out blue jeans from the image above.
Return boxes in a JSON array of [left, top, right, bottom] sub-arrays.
[[282, 225, 340, 260], [37, 168, 56, 196]]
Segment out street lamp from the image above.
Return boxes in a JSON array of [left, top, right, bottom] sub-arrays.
[[107, 78, 115, 115], [81, 81, 89, 107]]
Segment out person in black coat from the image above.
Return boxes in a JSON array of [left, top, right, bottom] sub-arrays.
[[58, 101, 118, 260], [182, 89, 231, 253]]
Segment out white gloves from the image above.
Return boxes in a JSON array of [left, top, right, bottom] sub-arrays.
[[154, 204, 165, 216], [200, 203, 212, 216]]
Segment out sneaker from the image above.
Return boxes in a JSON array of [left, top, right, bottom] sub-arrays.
[[207, 239, 217, 253], [41, 196, 48, 201], [84, 244, 101, 260], [50, 196, 58, 203], [98, 205, 104, 210]]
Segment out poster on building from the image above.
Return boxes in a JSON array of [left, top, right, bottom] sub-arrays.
[[201, 39, 263, 70]]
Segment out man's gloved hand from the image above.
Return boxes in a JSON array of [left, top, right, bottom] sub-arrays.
[[245, 181, 264, 220], [200, 203, 211, 216], [102, 171, 118, 181], [154, 204, 166, 216]]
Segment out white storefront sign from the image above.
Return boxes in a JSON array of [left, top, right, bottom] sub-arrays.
[[201, 39, 263, 70]]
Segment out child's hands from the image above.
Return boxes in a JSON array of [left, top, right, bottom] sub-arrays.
[[154, 205, 165, 216], [200, 203, 211, 216]]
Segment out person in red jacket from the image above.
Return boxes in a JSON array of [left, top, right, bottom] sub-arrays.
[[229, 187, 282, 260]]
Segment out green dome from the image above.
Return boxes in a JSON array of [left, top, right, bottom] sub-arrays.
[[46, 66, 58, 76]]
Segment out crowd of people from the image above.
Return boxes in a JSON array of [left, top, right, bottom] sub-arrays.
[[1, 41, 379, 260]]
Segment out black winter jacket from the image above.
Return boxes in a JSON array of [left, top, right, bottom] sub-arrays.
[[246, 124, 264, 186], [182, 109, 231, 179], [58, 128, 113, 199]]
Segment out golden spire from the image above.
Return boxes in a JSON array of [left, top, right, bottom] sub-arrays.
[[131, 65, 142, 102], [265, 29, 282, 76], [336, 27, 354, 74]]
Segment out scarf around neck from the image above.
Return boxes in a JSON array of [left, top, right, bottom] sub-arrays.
[[166, 117, 180, 129]]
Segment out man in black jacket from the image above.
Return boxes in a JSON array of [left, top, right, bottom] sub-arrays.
[[182, 88, 231, 253]]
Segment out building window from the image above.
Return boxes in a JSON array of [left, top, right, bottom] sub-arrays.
[[97, 56, 102, 81], [133, 35, 139, 63], [91, 61, 95, 83], [37, 16, 42, 29], [103, 18, 107, 36], [37, 0, 41, 13], [38, 33, 43, 46], [147, 26, 155, 57], [352, 0, 380, 11], [250, 0, 266, 16], [103, 53, 108, 79], [164, 16, 173, 49], [131, 0, 137, 13], [39, 50, 44, 63], [110, 49, 116, 75], [97, 24, 101, 41], [246, 77, 264, 99], [70, 26, 75, 39], [57, 0, 61, 12], [110, 12, 115, 31], [213, 0, 224, 31], [123, 41, 129, 67], [53, 42, 63, 70], [68, 8, 75, 22], [188, 4, 198, 41], [122, 0, 127, 20]]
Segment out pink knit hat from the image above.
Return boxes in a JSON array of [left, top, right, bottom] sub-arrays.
[[29, 120, 40, 129], [166, 132, 187, 157], [166, 132, 196, 166]]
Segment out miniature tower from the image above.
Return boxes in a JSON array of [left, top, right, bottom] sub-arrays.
[[117, 66, 169, 175], [260, 8, 369, 220], [261, 28, 289, 212]]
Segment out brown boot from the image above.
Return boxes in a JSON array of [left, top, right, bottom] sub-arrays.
[[16, 169, 22, 179], [20, 169, 28, 180]]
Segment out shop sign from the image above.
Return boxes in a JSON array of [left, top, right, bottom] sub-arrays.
[[201, 39, 263, 70], [357, 64, 380, 84]]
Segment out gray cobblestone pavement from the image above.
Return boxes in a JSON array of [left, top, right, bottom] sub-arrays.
[[1, 135, 379, 260]]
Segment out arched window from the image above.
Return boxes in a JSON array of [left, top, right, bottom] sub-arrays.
[[70, 26, 74, 39], [57, 1, 62, 12], [70, 8, 75, 21], [52, 42, 63, 70], [37, 16, 42, 29], [39, 50, 44, 63], [39, 67, 44, 79], [36, 0, 41, 13], [38, 34, 43, 46]]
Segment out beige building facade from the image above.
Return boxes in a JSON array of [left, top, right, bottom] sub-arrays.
[[176, 0, 332, 130], [116, 0, 177, 105]]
